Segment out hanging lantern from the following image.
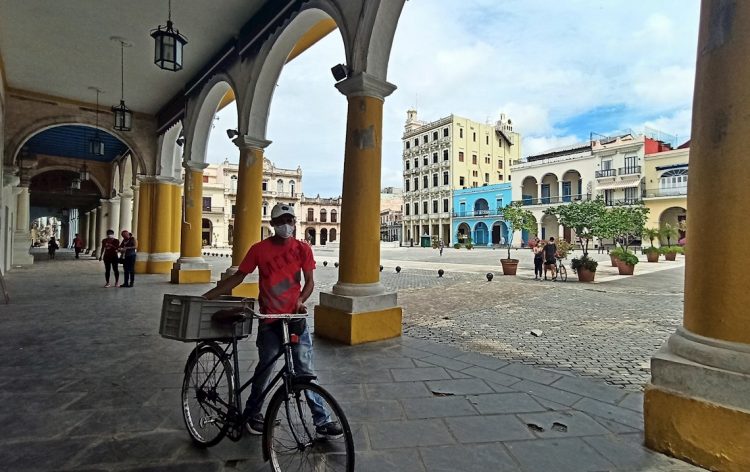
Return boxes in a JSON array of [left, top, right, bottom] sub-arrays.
[[89, 87, 105, 156], [71, 177, 81, 190], [151, 0, 187, 72], [112, 39, 133, 131], [79, 164, 90, 181]]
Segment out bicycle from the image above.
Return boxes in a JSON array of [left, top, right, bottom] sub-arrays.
[[555, 257, 568, 282], [180, 301, 355, 471]]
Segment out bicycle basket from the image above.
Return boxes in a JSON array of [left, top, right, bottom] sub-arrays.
[[159, 294, 254, 342]]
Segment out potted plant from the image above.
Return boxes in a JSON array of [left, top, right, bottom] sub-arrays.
[[465, 236, 473, 250], [500, 202, 536, 275], [453, 243, 461, 249], [643, 227, 661, 262], [546, 197, 607, 282], [661, 245, 683, 261], [611, 247, 639, 275], [660, 223, 679, 248]]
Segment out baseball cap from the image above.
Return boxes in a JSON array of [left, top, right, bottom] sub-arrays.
[[271, 203, 295, 219]]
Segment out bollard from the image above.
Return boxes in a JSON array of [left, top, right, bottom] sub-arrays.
[[486, 273, 494, 281], [438, 269, 444, 278], [334, 262, 339, 268], [396, 266, 401, 273], [323, 261, 328, 267], [380, 265, 383, 272]]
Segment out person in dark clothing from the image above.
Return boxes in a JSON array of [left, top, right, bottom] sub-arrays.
[[543, 236, 558, 280], [118, 230, 137, 287], [72, 233, 84, 259], [99, 229, 120, 287], [48, 237, 59, 259]]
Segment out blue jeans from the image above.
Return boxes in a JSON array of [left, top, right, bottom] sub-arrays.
[[245, 321, 331, 426]]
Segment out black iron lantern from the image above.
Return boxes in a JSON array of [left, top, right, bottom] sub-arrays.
[[112, 40, 132, 131], [70, 177, 81, 190], [79, 163, 90, 181], [151, 0, 187, 72], [89, 87, 105, 156]]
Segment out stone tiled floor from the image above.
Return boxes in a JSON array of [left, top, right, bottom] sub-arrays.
[[0, 251, 702, 471]]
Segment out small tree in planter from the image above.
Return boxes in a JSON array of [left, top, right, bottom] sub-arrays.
[[643, 227, 661, 262], [611, 204, 649, 274], [500, 202, 536, 275], [547, 197, 606, 282], [660, 223, 679, 248], [465, 236, 474, 250]]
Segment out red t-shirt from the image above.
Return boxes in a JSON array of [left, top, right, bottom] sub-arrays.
[[238, 238, 315, 315]]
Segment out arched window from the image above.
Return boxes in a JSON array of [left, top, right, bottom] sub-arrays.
[[289, 180, 295, 196], [320, 209, 327, 223], [230, 175, 238, 193], [307, 208, 314, 222], [659, 169, 688, 195], [474, 198, 489, 216], [330, 209, 338, 223], [277, 179, 284, 194], [330, 228, 337, 241], [262, 179, 268, 192]]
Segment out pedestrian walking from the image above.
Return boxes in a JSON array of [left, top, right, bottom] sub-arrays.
[[532, 237, 544, 280], [438, 239, 444, 256], [203, 203, 343, 438], [543, 236, 558, 281], [99, 229, 120, 287], [48, 237, 59, 259], [72, 233, 84, 259], [118, 230, 137, 287]]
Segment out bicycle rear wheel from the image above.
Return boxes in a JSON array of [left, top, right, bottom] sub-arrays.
[[182, 342, 235, 447], [559, 263, 568, 282], [264, 381, 354, 472]]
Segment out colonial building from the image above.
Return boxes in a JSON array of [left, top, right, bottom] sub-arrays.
[[301, 195, 342, 246], [380, 186, 403, 242], [199, 158, 303, 247], [401, 110, 521, 245], [642, 142, 689, 245], [452, 183, 512, 246]]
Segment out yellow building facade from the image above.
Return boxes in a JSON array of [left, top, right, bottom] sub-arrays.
[[642, 146, 688, 245]]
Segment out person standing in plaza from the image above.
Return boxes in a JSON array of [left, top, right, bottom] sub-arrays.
[[118, 230, 137, 287], [543, 236, 558, 281], [99, 229, 120, 287], [202, 203, 343, 438], [72, 233, 84, 259], [438, 239, 444, 256], [47, 237, 59, 259], [532, 237, 544, 280]]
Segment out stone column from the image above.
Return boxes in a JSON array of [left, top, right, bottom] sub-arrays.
[[222, 135, 270, 297], [171, 161, 211, 283], [134, 179, 152, 274], [315, 73, 402, 345], [108, 197, 121, 233], [146, 178, 178, 273], [644, 2, 750, 471], [131, 185, 140, 239], [87, 210, 96, 255], [537, 182, 543, 203], [119, 191, 133, 234], [12, 186, 34, 265], [81, 212, 90, 252], [92, 207, 102, 257]]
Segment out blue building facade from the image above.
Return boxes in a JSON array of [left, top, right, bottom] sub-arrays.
[[452, 183, 512, 246]]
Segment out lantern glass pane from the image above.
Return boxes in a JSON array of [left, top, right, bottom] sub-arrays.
[[164, 37, 175, 62]]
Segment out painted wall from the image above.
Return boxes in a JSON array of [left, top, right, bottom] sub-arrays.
[[643, 147, 689, 244], [451, 183, 512, 246]]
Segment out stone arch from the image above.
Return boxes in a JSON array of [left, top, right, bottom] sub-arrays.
[[183, 74, 238, 163], [521, 176, 538, 203], [239, 4, 349, 139], [113, 164, 121, 196], [29, 165, 106, 197], [329, 227, 337, 242], [357, 0, 406, 80], [321, 228, 328, 246], [659, 206, 687, 243], [474, 198, 489, 215], [157, 122, 183, 179], [8, 119, 146, 175], [457, 222, 471, 243], [541, 213, 559, 241], [305, 227, 317, 245]]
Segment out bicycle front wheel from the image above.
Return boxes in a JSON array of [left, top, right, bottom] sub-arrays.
[[559, 264, 568, 282], [264, 381, 354, 472], [182, 343, 235, 447]]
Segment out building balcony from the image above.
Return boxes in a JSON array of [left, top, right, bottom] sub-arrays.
[[618, 166, 642, 176], [452, 209, 505, 218], [203, 206, 224, 213], [595, 169, 617, 178], [642, 187, 688, 199], [513, 193, 591, 206], [605, 198, 642, 206]]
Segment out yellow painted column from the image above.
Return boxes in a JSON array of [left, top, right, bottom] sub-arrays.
[[645, 2, 750, 470], [221, 136, 269, 297], [145, 178, 177, 274], [134, 180, 151, 273], [171, 161, 211, 283], [171, 182, 182, 255], [314, 72, 402, 345]]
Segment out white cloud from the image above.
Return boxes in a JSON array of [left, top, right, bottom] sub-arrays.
[[522, 135, 582, 158]]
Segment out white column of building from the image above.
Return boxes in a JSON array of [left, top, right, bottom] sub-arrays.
[[81, 212, 90, 252], [90, 208, 100, 257], [119, 192, 133, 233], [131, 185, 140, 238], [537, 182, 543, 203], [12, 186, 34, 265], [558, 180, 564, 202]]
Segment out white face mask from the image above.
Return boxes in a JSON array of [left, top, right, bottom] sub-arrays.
[[107, 234, 115, 239], [274, 224, 294, 239]]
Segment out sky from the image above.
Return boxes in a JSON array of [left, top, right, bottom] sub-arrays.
[[206, 0, 701, 197]]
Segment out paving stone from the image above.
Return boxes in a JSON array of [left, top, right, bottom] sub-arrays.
[[530, 395, 572, 411], [416, 343, 467, 358], [447, 369, 474, 379], [573, 397, 645, 430], [505, 437, 615, 472], [316, 383, 365, 402], [445, 415, 535, 443], [583, 435, 701, 470], [391, 367, 451, 382], [0, 437, 97, 471], [336, 400, 403, 422], [499, 362, 562, 385], [551, 375, 627, 404], [67, 407, 184, 437], [468, 392, 547, 415], [425, 378, 494, 396], [518, 410, 610, 438], [462, 366, 521, 387], [401, 396, 478, 419], [365, 381, 433, 399], [355, 448, 426, 472], [618, 392, 645, 413], [73, 432, 188, 466], [368, 419, 455, 449], [593, 415, 641, 434], [421, 354, 474, 371], [316, 368, 393, 384], [454, 352, 510, 370], [420, 443, 521, 472]]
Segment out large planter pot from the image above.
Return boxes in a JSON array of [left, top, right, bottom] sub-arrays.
[[609, 254, 620, 267], [665, 253, 677, 261], [576, 267, 596, 282], [616, 260, 635, 275], [646, 251, 659, 263], [500, 259, 519, 275]]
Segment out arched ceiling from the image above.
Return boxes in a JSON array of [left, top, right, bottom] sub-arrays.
[[25, 125, 129, 162], [29, 169, 102, 211]]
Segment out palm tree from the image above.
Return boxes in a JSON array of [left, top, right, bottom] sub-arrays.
[[660, 223, 679, 247], [643, 227, 660, 248]]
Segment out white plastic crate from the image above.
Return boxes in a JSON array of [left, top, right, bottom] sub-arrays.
[[159, 294, 254, 342]]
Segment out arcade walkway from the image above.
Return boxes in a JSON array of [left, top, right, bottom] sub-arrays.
[[0, 252, 702, 471]]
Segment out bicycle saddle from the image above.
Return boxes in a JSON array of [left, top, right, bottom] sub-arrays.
[[212, 307, 247, 325]]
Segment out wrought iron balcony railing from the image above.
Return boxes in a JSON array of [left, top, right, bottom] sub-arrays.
[[595, 169, 617, 178], [618, 166, 642, 176]]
